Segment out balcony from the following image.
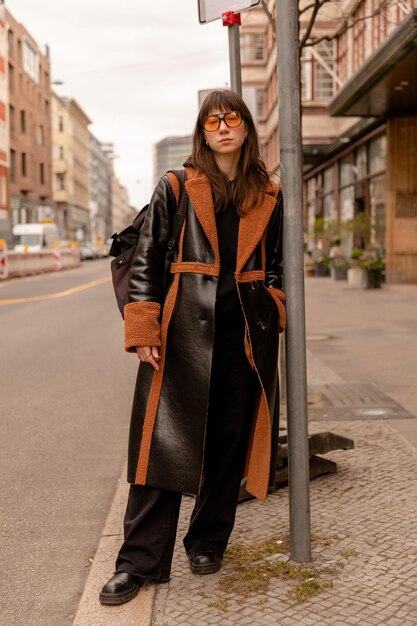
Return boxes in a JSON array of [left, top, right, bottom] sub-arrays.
[[54, 159, 67, 174]]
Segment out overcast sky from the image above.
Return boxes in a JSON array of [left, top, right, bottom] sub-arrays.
[[7, 0, 231, 205]]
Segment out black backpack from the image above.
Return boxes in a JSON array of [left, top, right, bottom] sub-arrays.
[[109, 170, 188, 317]]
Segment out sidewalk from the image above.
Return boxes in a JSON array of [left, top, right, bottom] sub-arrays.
[[74, 277, 417, 626]]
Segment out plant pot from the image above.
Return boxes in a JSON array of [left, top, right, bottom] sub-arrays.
[[347, 267, 367, 288], [315, 262, 330, 277], [331, 266, 348, 281], [366, 268, 383, 289]]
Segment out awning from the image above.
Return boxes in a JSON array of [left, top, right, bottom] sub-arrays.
[[329, 9, 417, 117]]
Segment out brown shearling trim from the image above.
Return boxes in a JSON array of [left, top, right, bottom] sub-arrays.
[[171, 262, 220, 276], [237, 281, 272, 501], [134, 221, 186, 484], [184, 167, 220, 266], [237, 185, 280, 273], [124, 301, 162, 352], [235, 270, 265, 282], [267, 287, 286, 333], [134, 274, 180, 483], [245, 391, 271, 501]]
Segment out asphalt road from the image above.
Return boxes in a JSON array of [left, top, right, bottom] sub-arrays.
[[0, 260, 138, 625]]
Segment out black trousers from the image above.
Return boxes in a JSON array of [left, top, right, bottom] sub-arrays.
[[115, 313, 258, 581]]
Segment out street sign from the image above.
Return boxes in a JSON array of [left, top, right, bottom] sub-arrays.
[[198, 0, 260, 24]]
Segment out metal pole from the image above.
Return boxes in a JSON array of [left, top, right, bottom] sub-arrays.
[[276, 1, 312, 562], [223, 12, 242, 96]]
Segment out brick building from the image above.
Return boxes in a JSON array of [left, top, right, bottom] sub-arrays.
[[241, 0, 417, 283], [0, 3, 53, 240]]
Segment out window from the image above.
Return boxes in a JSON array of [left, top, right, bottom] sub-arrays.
[[7, 30, 13, 56], [9, 105, 15, 134], [256, 88, 266, 118], [21, 152, 27, 177], [10, 149, 16, 183], [58, 116, 64, 132], [241, 33, 265, 62], [57, 173, 65, 190], [59, 146, 64, 159], [20, 110, 26, 133], [37, 125, 45, 145], [301, 40, 335, 101], [23, 39, 39, 83], [40, 163, 45, 185], [8, 63, 14, 93]]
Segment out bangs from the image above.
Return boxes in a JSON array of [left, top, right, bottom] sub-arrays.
[[200, 90, 244, 120]]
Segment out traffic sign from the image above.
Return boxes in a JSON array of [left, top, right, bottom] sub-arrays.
[[198, 0, 261, 24]]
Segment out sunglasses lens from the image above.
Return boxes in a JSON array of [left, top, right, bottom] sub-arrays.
[[225, 112, 242, 127], [204, 116, 220, 132]]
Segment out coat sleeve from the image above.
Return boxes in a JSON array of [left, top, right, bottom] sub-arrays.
[[124, 176, 174, 352], [264, 190, 286, 333]]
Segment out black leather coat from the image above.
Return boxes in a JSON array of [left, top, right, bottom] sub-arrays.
[[123, 166, 284, 501]]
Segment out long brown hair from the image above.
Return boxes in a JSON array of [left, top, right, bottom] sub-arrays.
[[189, 89, 269, 215]]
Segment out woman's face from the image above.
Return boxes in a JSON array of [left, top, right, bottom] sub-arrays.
[[203, 109, 247, 159]]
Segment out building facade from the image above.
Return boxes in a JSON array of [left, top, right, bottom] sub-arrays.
[[111, 171, 130, 235], [89, 132, 112, 244], [51, 94, 91, 241], [1, 4, 53, 242], [153, 135, 192, 188], [0, 16, 9, 241], [241, 0, 417, 283]]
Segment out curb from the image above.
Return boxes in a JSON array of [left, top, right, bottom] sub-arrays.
[[73, 466, 155, 626]]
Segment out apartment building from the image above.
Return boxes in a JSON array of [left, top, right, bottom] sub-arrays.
[[52, 93, 91, 241], [0, 4, 53, 238], [241, 0, 417, 283], [111, 171, 130, 235], [0, 18, 9, 241], [89, 133, 112, 244]]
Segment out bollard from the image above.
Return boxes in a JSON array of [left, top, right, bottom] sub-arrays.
[[0, 239, 8, 279], [53, 241, 62, 271]]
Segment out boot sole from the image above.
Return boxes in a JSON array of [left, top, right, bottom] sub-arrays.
[[189, 561, 222, 575], [99, 584, 140, 605]]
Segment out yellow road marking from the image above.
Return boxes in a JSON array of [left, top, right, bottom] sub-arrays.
[[0, 276, 111, 305]]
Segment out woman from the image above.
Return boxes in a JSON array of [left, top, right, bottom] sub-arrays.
[[100, 89, 285, 605]]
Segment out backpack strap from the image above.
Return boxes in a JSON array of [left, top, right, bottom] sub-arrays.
[[166, 169, 188, 253]]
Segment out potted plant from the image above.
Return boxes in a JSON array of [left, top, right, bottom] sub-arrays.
[[360, 250, 385, 288], [347, 248, 367, 288], [330, 257, 349, 280], [315, 254, 330, 277]]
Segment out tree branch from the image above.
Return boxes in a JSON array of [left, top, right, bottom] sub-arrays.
[[299, 0, 322, 50], [260, 0, 276, 37]]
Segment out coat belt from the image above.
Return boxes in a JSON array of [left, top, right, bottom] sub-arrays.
[[170, 262, 220, 277]]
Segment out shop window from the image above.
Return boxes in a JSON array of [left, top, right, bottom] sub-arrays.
[[368, 135, 386, 175]]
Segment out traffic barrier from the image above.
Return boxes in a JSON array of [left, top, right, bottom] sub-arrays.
[[5, 248, 81, 278], [53, 241, 62, 271], [0, 239, 8, 279]]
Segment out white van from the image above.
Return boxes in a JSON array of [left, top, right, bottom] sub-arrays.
[[13, 223, 60, 252]]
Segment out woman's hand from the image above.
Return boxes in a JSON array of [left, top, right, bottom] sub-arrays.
[[136, 346, 161, 370]]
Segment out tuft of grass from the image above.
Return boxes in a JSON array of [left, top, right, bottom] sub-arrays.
[[211, 534, 351, 611], [339, 549, 359, 558], [292, 579, 332, 603]]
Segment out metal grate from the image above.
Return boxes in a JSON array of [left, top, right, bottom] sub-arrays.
[[308, 383, 415, 421], [396, 191, 417, 219]]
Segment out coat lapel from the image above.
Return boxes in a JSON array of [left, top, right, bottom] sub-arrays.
[[185, 168, 220, 266], [236, 182, 279, 273]]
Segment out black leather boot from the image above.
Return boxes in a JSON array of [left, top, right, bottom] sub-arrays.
[[99, 572, 144, 605], [189, 552, 222, 575]]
